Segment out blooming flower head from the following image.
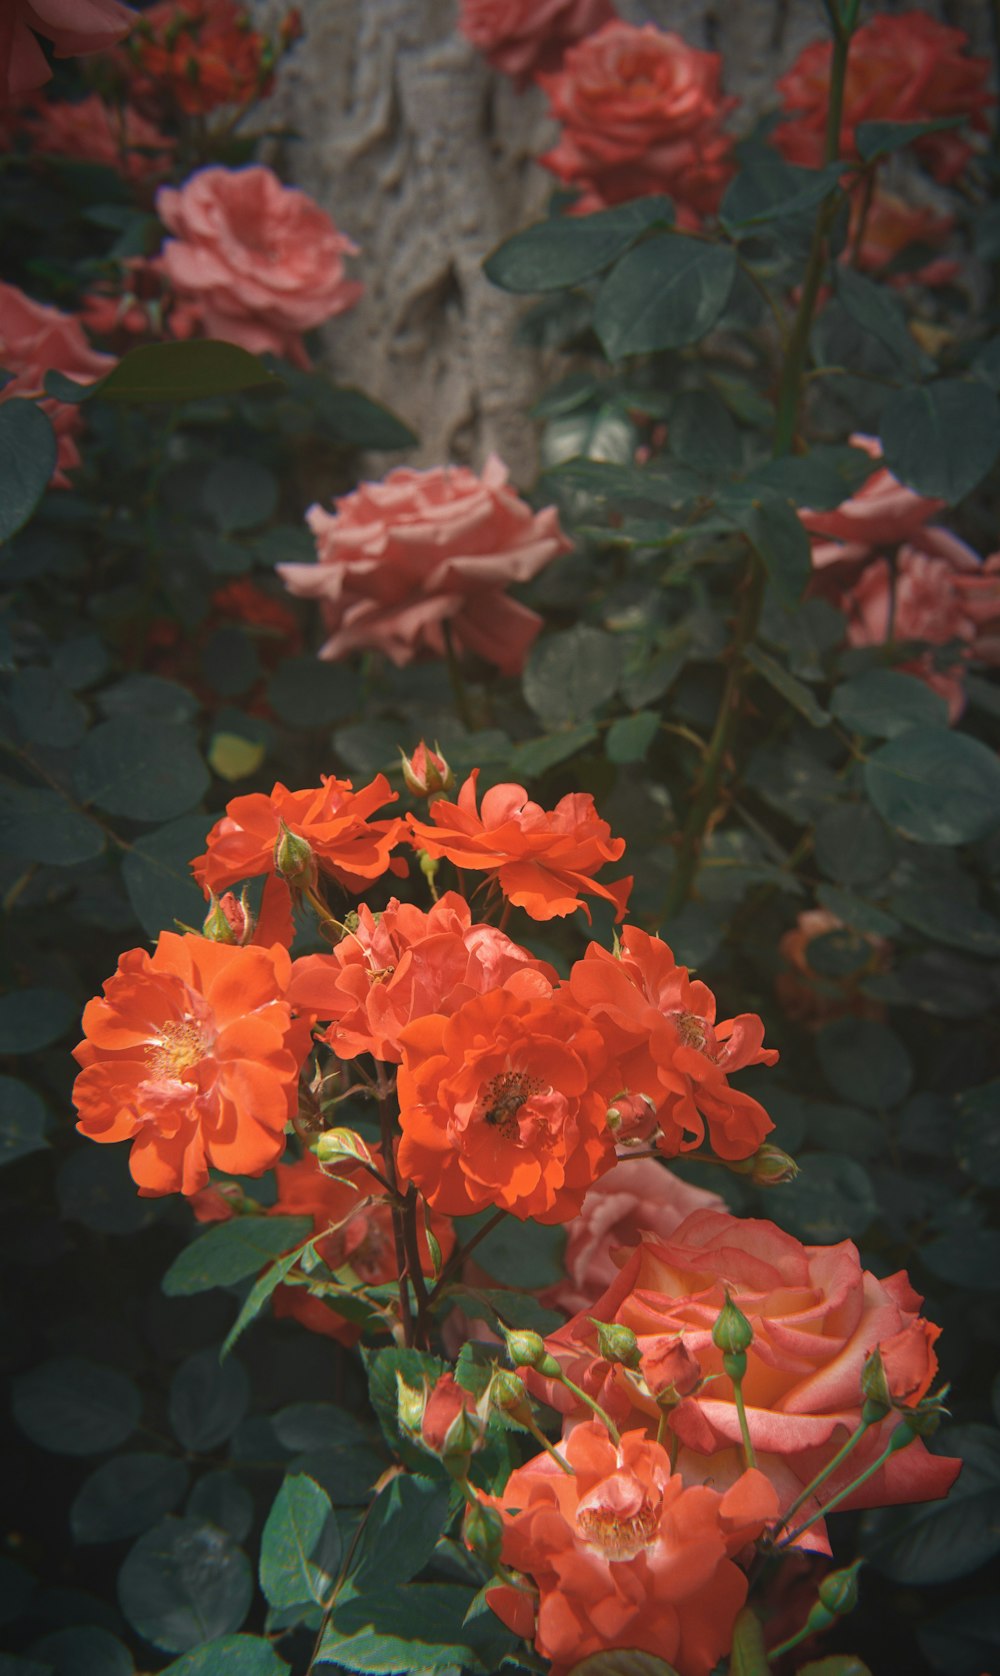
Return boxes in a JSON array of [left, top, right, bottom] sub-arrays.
[[268, 1148, 453, 1344], [849, 187, 958, 290], [396, 985, 615, 1222], [776, 907, 888, 1028], [537, 21, 736, 224], [801, 435, 946, 570], [480, 1421, 779, 1676], [2, 0, 135, 101], [279, 456, 571, 677], [407, 770, 631, 923], [123, 0, 288, 115], [566, 925, 777, 1159], [72, 931, 312, 1196], [288, 891, 556, 1065], [0, 281, 114, 485], [22, 92, 174, 182], [775, 11, 993, 183], [156, 165, 362, 368], [530, 1209, 960, 1549], [458, 0, 614, 89], [191, 774, 406, 899]]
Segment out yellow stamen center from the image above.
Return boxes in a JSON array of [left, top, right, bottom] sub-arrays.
[[478, 1070, 544, 1140], [147, 1018, 209, 1081]]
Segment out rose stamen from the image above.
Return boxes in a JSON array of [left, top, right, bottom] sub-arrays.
[[146, 1017, 210, 1081], [479, 1070, 545, 1140]]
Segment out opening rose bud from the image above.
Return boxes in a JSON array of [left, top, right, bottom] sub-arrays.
[[202, 890, 254, 944], [641, 1335, 701, 1401], [747, 1142, 799, 1186], [273, 822, 316, 885], [463, 1499, 505, 1571], [420, 1373, 486, 1462], [606, 1091, 659, 1146], [488, 1367, 536, 1427], [396, 1372, 427, 1437], [314, 1127, 376, 1171], [401, 741, 454, 798]]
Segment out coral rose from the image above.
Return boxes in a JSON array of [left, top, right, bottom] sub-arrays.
[[279, 456, 570, 676], [801, 435, 945, 570], [776, 907, 888, 1029], [775, 12, 992, 184], [459, 0, 614, 88], [537, 21, 736, 224], [72, 931, 312, 1196], [288, 891, 556, 1064], [268, 1149, 453, 1344], [481, 1421, 778, 1676], [23, 93, 173, 182], [1, 0, 135, 99], [566, 925, 777, 1159], [531, 1209, 961, 1549], [407, 770, 631, 923], [0, 281, 114, 486], [878, 1320, 941, 1409], [395, 985, 615, 1222], [849, 188, 958, 290], [191, 774, 406, 899], [157, 165, 362, 369], [127, 0, 274, 116]]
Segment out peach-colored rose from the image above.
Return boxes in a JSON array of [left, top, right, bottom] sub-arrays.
[[0, 281, 114, 486], [1, 0, 135, 100], [849, 187, 959, 290], [539, 1158, 723, 1317], [879, 1320, 941, 1409], [801, 435, 946, 570], [529, 1210, 961, 1551], [156, 165, 362, 369], [537, 21, 736, 224], [459, 0, 614, 88], [279, 456, 571, 675], [23, 92, 174, 181]]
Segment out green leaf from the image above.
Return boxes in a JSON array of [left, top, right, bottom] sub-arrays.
[[606, 711, 660, 764], [122, 813, 215, 940], [71, 1455, 189, 1544], [51, 634, 109, 690], [57, 1143, 161, 1237], [272, 1404, 374, 1454], [484, 197, 673, 292], [594, 235, 737, 360], [921, 1230, 1000, 1291], [118, 1517, 253, 1653], [863, 1428, 1000, 1581], [864, 729, 1000, 845], [0, 988, 78, 1054], [267, 657, 356, 728], [511, 724, 598, 778], [523, 626, 623, 726], [956, 1081, 1000, 1186], [569, 1655, 681, 1676], [815, 884, 900, 938], [817, 1018, 912, 1109], [319, 1585, 478, 1672], [202, 459, 278, 532], [724, 493, 811, 606], [221, 1244, 308, 1357], [452, 1212, 565, 1289], [309, 383, 417, 451], [769, 1152, 877, 1242], [98, 675, 199, 724], [888, 887, 1000, 957], [162, 1217, 314, 1296], [159, 1638, 290, 1676], [364, 1348, 446, 1469], [830, 670, 948, 737], [9, 666, 87, 747], [46, 341, 278, 405], [260, 1474, 336, 1611], [834, 267, 926, 374], [813, 803, 893, 888], [75, 718, 209, 822], [669, 390, 741, 475], [169, 1350, 250, 1452], [187, 1472, 254, 1543], [745, 644, 829, 726], [11, 1357, 141, 1455], [746, 445, 874, 510], [0, 401, 57, 545], [0, 1555, 39, 1628], [29, 1627, 133, 1676], [916, 1597, 1000, 1676], [856, 116, 964, 161], [879, 379, 1000, 503], [0, 1076, 49, 1165], [454, 1289, 562, 1336], [347, 1476, 451, 1595], [721, 158, 843, 228], [727, 1608, 771, 1676], [0, 783, 105, 865]]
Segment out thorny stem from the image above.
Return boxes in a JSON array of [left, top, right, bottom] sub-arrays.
[[375, 1067, 414, 1349]]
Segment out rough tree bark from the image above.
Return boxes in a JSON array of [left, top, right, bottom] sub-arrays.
[[262, 0, 995, 483]]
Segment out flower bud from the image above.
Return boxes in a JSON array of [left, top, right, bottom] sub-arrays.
[[420, 1373, 486, 1464], [818, 1559, 862, 1618], [315, 1127, 376, 1171], [503, 1328, 562, 1378], [641, 1335, 701, 1403], [712, 1290, 754, 1356], [417, 849, 440, 889], [273, 822, 315, 886], [401, 741, 454, 799], [463, 1499, 505, 1571], [488, 1367, 535, 1428], [898, 1396, 945, 1440], [590, 1320, 641, 1370], [747, 1143, 799, 1186], [396, 1372, 427, 1438], [202, 889, 255, 945], [606, 1091, 659, 1146], [861, 1348, 892, 1414]]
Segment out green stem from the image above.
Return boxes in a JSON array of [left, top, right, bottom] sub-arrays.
[[779, 1424, 911, 1547], [442, 619, 473, 730], [732, 1377, 757, 1470], [772, 1419, 871, 1537], [556, 1373, 621, 1445], [524, 1415, 574, 1474], [427, 1207, 507, 1306], [770, 1621, 820, 1661]]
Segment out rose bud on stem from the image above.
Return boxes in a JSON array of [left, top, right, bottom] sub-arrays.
[[401, 741, 454, 799], [502, 1327, 622, 1444], [769, 1560, 864, 1660], [713, 1291, 756, 1468]]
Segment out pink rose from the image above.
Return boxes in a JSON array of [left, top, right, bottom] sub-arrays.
[[279, 455, 572, 675], [23, 92, 174, 182], [848, 188, 958, 290], [1, 0, 135, 99], [458, 0, 614, 88], [0, 281, 114, 486], [801, 435, 946, 570], [539, 1158, 723, 1317], [530, 1209, 960, 1551], [537, 21, 736, 225], [156, 165, 362, 369]]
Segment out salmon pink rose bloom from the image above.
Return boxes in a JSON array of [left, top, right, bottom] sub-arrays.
[[537, 21, 736, 223], [279, 456, 570, 676], [801, 435, 946, 570], [156, 165, 362, 368], [23, 92, 174, 181], [775, 11, 992, 184], [72, 931, 313, 1197], [480, 1421, 779, 1676], [1, 0, 135, 99], [849, 188, 958, 289], [0, 281, 114, 486], [407, 770, 631, 922], [530, 1209, 961, 1550], [289, 891, 556, 1065], [459, 0, 614, 88], [566, 925, 777, 1160]]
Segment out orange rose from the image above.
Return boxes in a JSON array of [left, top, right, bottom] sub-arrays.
[[126, 0, 274, 116], [396, 985, 615, 1222], [537, 21, 736, 224], [531, 1209, 961, 1549], [72, 931, 312, 1196], [458, 0, 613, 88], [566, 925, 777, 1159], [480, 1421, 778, 1676], [0, 281, 114, 485], [191, 775, 406, 899], [879, 1320, 941, 1409], [2, 0, 135, 99], [407, 770, 631, 922], [775, 12, 992, 184], [288, 891, 556, 1065], [849, 187, 958, 289]]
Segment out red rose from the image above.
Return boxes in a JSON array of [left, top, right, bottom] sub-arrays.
[[22, 92, 173, 182], [0, 281, 113, 486], [458, 0, 614, 88], [1, 0, 135, 100]]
